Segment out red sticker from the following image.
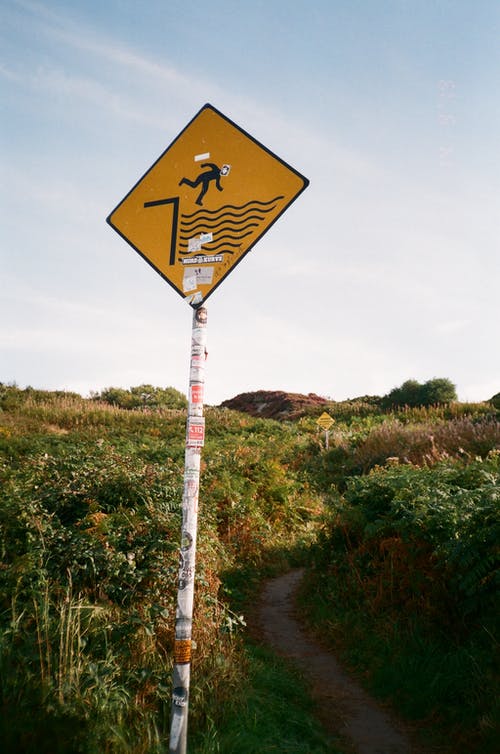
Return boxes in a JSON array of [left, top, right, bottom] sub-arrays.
[[187, 419, 205, 446], [191, 384, 204, 404]]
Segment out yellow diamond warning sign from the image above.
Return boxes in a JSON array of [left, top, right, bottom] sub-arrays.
[[316, 412, 334, 430], [106, 103, 309, 306]]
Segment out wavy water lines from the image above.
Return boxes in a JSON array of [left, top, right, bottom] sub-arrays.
[[182, 196, 284, 220], [178, 196, 284, 257]]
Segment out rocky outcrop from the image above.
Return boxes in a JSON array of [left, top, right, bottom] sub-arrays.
[[219, 390, 330, 420]]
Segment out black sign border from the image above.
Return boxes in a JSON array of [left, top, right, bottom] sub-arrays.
[[106, 103, 310, 308]]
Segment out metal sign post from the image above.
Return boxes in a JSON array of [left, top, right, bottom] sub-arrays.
[[316, 412, 334, 450], [169, 305, 208, 754], [106, 104, 309, 754]]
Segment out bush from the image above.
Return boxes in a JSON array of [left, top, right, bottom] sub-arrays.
[[339, 455, 500, 622], [304, 453, 500, 752], [93, 384, 187, 411], [382, 377, 457, 409], [0, 389, 327, 752], [489, 392, 500, 410], [350, 416, 500, 474]]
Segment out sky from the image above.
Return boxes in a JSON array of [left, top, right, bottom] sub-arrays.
[[1, 0, 499, 405]]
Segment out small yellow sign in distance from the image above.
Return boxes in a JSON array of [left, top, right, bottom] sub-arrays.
[[316, 412, 334, 430], [106, 103, 309, 306]]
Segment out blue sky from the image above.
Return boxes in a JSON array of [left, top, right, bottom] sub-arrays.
[[1, 0, 499, 404]]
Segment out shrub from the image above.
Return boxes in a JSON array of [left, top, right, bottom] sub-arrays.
[[382, 377, 457, 409], [325, 453, 500, 623], [489, 392, 500, 410], [305, 453, 500, 752], [349, 416, 500, 474], [0, 389, 327, 752], [93, 384, 187, 411]]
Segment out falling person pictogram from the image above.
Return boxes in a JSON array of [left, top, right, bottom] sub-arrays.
[[179, 163, 228, 206]]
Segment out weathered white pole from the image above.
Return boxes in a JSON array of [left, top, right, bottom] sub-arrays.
[[169, 305, 208, 754]]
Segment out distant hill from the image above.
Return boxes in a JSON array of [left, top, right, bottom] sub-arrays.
[[219, 390, 330, 420]]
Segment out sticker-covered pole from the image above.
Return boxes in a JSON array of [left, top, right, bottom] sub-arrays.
[[169, 305, 208, 754]]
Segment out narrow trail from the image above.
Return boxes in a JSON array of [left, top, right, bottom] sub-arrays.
[[257, 569, 424, 754]]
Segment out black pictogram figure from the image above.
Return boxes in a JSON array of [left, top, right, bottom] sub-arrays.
[[179, 163, 224, 206]]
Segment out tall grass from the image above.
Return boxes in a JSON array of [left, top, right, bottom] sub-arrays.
[[349, 416, 500, 472], [190, 645, 343, 754], [1, 590, 172, 753], [302, 450, 500, 753], [312, 413, 500, 491], [0, 384, 330, 752]]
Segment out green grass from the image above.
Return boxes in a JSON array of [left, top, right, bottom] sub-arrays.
[[299, 578, 499, 753], [299, 454, 500, 753], [1, 384, 498, 753], [0, 386, 332, 753], [190, 644, 345, 754]]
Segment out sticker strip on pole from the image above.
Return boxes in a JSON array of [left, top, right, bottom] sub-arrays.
[[169, 305, 207, 754]]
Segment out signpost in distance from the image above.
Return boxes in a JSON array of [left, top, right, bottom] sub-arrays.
[[107, 102, 309, 306], [106, 104, 309, 754], [316, 411, 335, 449]]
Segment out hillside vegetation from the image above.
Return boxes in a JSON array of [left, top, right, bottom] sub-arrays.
[[297, 397, 499, 752], [0, 382, 498, 753], [0, 385, 329, 753]]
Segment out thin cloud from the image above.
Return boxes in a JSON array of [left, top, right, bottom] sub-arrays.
[[12, 1, 374, 178], [14, 0, 220, 105], [2, 280, 160, 332], [0, 63, 24, 82]]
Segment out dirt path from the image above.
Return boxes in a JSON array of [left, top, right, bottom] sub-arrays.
[[257, 569, 424, 754]]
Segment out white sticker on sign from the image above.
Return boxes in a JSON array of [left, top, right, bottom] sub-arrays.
[[188, 237, 202, 252], [195, 267, 214, 285], [183, 273, 197, 292], [184, 267, 214, 289]]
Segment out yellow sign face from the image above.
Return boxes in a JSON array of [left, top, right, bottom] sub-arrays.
[[107, 103, 309, 306], [316, 412, 334, 430]]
